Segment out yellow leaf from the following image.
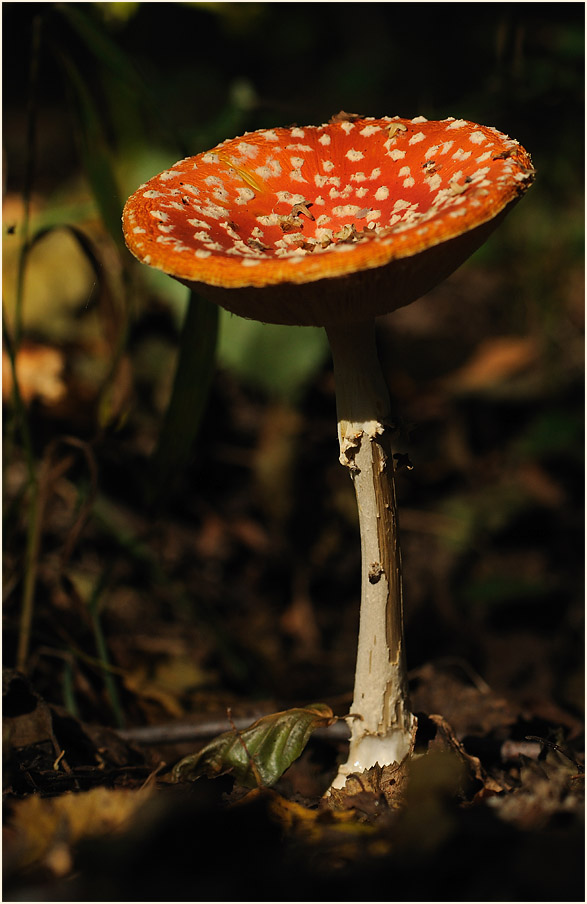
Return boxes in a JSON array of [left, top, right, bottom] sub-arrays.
[[5, 786, 152, 875]]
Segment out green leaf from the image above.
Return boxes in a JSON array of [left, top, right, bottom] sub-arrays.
[[146, 291, 218, 505], [55, 4, 144, 94], [218, 314, 329, 402], [56, 50, 125, 252], [172, 703, 335, 788]]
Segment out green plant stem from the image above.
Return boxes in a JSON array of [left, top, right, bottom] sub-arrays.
[[16, 479, 43, 673], [2, 312, 36, 485], [88, 578, 125, 728], [14, 13, 42, 350]]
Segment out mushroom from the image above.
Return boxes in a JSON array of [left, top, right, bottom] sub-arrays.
[[123, 115, 534, 789]]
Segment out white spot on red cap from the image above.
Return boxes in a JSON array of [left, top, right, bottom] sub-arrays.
[[150, 210, 169, 221], [360, 124, 381, 137], [237, 142, 258, 158], [332, 204, 361, 217], [408, 132, 426, 145], [235, 187, 256, 204], [346, 149, 364, 162], [318, 134, 331, 145], [291, 127, 305, 138], [447, 119, 467, 129], [340, 121, 355, 134], [388, 149, 406, 161], [195, 249, 211, 258], [375, 186, 389, 201], [257, 214, 282, 226], [469, 131, 486, 145], [276, 191, 306, 205]]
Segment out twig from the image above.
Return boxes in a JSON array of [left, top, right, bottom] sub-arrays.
[[525, 735, 585, 773], [117, 716, 350, 747]]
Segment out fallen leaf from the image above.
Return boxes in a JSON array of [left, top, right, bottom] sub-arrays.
[[488, 747, 584, 831], [444, 336, 539, 393], [329, 111, 362, 123], [2, 343, 67, 406], [425, 713, 504, 796], [172, 703, 335, 788]]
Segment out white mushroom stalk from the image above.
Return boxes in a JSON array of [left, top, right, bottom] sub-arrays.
[[326, 320, 416, 787]]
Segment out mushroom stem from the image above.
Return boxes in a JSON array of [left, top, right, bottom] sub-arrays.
[[325, 319, 416, 789]]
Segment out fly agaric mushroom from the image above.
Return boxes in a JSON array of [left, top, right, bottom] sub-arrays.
[[123, 115, 534, 789]]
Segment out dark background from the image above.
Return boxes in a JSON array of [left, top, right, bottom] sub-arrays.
[[2, 3, 584, 900]]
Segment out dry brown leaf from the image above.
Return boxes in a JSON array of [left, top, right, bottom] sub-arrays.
[[426, 713, 504, 795], [444, 336, 539, 392], [3, 673, 58, 753], [123, 665, 186, 718], [410, 661, 518, 738], [488, 748, 584, 830], [3, 343, 67, 405], [329, 111, 362, 123]]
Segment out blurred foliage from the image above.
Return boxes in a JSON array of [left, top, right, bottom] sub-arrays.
[[1, 2, 583, 730]]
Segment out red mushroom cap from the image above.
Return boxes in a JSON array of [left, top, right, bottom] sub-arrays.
[[123, 116, 534, 326]]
